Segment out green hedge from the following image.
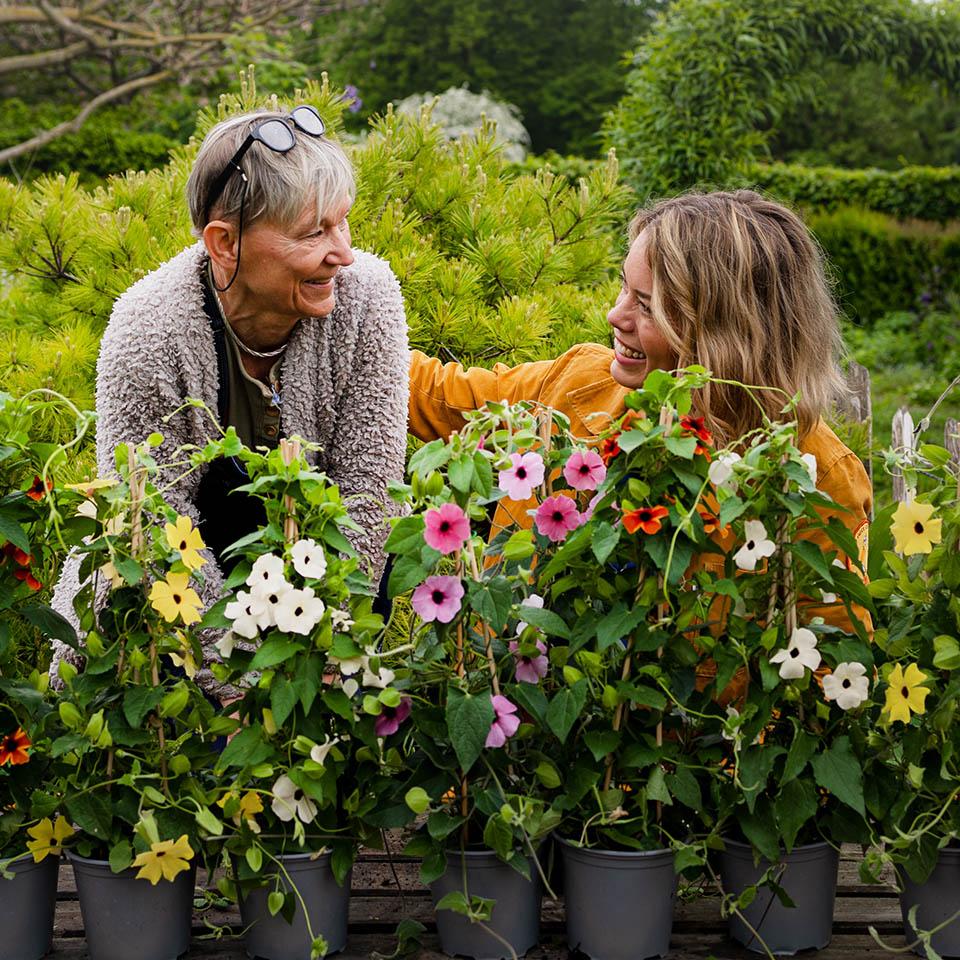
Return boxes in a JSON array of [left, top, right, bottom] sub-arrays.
[[746, 161, 960, 225], [809, 207, 960, 324]]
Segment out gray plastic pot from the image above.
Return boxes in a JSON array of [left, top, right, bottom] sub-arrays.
[[900, 847, 960, 957], [68, 850, 196, 960], [430, 849, 542, 960], [3, 852, 59, 960], [558, 837, 675, 960], [720, 838, 838, 955], [238, 850, 351, 960]]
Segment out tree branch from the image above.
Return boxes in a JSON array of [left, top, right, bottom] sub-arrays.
[[0, 70, 173, 165], [0, 39, 88, 74]]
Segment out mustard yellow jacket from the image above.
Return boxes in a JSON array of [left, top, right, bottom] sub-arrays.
[[408, 344, 872, 639]]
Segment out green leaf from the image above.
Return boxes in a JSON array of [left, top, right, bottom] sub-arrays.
[[268, 891, 286, 916], [483, 815, 513, 861], [664, 435, 698, 459], [420, 848, 447, 885], [249, 639, 303, 671], [388, 556, 429, 596], [448, 455, 474, 493], [114, 557, 143, 585], [123, 686, 164, 728], [270, 682, 298, 728], [109, 840, 133, 873], [385, 515, 426, 557], [546, 681, 588, 743], [466, 577, 513, 634], [0, 511, 29, 552], [789, 540, 834, 583], [246, 845, 263, 873], [67, 793, 113, 841], [535, 760, 562, 788], [596, 602, 646, 652], [738, 797, 780, 863], [775, 779, 817, 852], [666, 766, 702, 811], [321, 689, 354, 721], [719, 497, 748, 528], [195, 807, 224, 837], [20, 605, 78, 647], [515, 604, 570, 639], [591, 521, 620, 563], [782, 725, 817, 784], [427, 812, 465, 841], [446, 688, 494, 773], [405, 788, 430, 814], [501, 529, 535, 561], [472, 451, 493, 497], [584, 729, 620, 762], [811, 736, 865, 816], [409, 439, 451, 476], [215, 725, 273, 772], [739, 745, 785, 813], [646, 765, 672, 805]]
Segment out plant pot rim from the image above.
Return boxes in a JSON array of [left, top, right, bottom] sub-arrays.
[[721, 837, 835, 855], [2, 851, 57, 870], [248, 849, 333, 864], [554, 833, 672, 859]]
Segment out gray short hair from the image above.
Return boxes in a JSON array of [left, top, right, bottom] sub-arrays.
[[186, 110, 356, 236]]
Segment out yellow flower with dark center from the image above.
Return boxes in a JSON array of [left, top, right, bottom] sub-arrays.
[[218, 789, 264, 829], [164, 515, 206, 570], [132, 835, 194, 885], [168, 631, 198, 679], [149, 573, 202, 625], [884, 663, 930, 724], [26, 816, 75, 862], [890, 500, 943, 555]]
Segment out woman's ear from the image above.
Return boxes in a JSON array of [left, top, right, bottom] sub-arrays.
[[203, 219, 238, 273]]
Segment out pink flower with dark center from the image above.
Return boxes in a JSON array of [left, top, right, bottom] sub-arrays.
[[374, 697, 412, 737], [534, 495, 581, 542], [563, 449, 606, 491], [485, 695, 521, 748], [423, 502, 471, 554], [509, 639, 548, 683], [411, 575, 465, 623], [498, 451, 545, 501]]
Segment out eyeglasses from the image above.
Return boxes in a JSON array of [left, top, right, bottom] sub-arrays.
[[204, 105, 326, 222], [206, 106, 326, 293]]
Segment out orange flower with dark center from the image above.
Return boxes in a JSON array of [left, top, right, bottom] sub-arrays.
[[0, 727, 31, 765], [26, 476, 53, 501], [698, 508, 721, 535], [622, 505, 669, 535], [694, 442, 712, 461], [1, 543, 32, 566], [680, 415, 712, 445], [599, 435, 621, 465], [621, 410, 646, 430], [14, 568, 42, 591]]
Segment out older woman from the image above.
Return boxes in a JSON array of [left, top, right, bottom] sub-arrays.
[[50, 107, 409, 692], [408, 190, 871, 634]]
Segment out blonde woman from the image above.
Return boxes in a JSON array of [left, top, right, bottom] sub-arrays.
[[408, 190, 871, 633]]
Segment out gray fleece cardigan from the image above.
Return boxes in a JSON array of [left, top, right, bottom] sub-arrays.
[[50, 241, 409, 693]]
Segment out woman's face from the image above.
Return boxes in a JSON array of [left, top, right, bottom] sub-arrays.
[[607, 233, 678, 390], [237, 195, 355, 322]]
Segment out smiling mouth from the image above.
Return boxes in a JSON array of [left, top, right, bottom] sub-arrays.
[[304, 277, 335, 288], [614, 338, 646, 361]]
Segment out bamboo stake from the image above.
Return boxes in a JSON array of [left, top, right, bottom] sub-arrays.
[[279, 438, 301, 544]]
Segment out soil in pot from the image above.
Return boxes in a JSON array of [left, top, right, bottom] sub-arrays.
[[430, 849, 543, 960], [558, 838, 675, 960], [900, 847, 960, 958], [238, 850, 351, 960], [720, 838, 839, 956], [68, 850, 196, 960], [4, 853, 59, 960]]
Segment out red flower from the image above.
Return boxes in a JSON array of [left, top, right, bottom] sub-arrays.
[[694, 441, 712, 461], [0, 727, 31, 766], [26, 475, 53, 501], [599, 435, 621, 465], [622, 505, 669, 535], [680, 415, 712, 445], [14, 568, 42, 591], [1, 543, 32, 566]]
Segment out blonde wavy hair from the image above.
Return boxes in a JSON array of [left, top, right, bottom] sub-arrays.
[[629, 190, 846, 445]]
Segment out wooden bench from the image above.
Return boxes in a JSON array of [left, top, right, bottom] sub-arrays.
[[51, 844, 912, 959]]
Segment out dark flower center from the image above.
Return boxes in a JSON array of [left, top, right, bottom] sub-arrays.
[[902, 686, 909, 698], [173, 594, 182, 604], [516, 467, 527, 479], [432, 589, 445, 604], [746, 540, 755, 550], [915, 522, 924, 534], [790, 648, 799, 658], [439, 521, 450, 533], [157, 850, 167, 859], [578, 465, 590, 475], [294, 606, 303, 616], [842, 679, 851, 688], [179, 539, 187, 549], [552, 511, 564, 522]]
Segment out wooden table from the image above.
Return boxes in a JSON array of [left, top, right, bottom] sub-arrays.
[[51, 844, 911, 959]]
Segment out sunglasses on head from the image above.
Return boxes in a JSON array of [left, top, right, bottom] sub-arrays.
[[204, 105, 326, 223], [206, 105, 326, 292]]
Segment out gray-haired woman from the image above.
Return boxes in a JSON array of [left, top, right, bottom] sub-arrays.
[[50, 107, 410, 693]]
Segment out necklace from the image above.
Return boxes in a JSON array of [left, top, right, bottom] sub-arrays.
[[213, 286, 290, 359]]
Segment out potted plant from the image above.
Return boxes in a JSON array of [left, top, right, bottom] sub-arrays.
[[0, 389, 90, 960], [54, 437, 223, 960], [859, 425, 960, 958], [208, 437, 409, 960], [691, 409, 875, 955], [385, 400, 597, 959]]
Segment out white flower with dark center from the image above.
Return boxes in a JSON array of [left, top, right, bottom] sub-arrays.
[[310, 736, 341, 767], [362, 662, 396, 689], [708, 452, 742, 492], [254, 581, 294, 629], [822, 662, 869, 710], [329, 653, 365, 675], [225, 589, 270, 639], [274, 587, 325, 636], [515, 594, 544, 635], [215, 631, 236, 659], [330, 610, 354, 633], [246, 553, 288, 596], [734, 520, 777, 571], [770, 627, 821, 680], [291, 538, 328, 580], [271, 775, 317, 824], [801, 453, 818, 486]]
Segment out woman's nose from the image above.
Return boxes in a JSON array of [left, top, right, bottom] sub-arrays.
[[327, 227, 355, 267], [607, 293, 633, 331]]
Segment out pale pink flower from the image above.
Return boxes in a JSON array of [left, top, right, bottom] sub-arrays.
[[563, 449, 606, 491], [498, 451, 545, 501], [509, 639, 548, 683], [423, 502, 471, 554], [535, 495, 581, 542], [486, 695, 521, 748], [411, 575, 465, 623]]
